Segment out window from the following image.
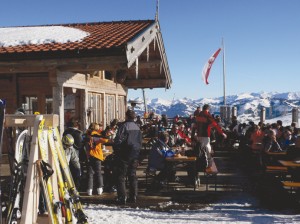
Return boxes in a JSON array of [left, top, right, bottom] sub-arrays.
[[45, 97, 53, 114], [22, 96, 38, 114], [87, 92, 103, 125], [117, 96, 126, 121], [106, 95, 115, 126], [21, 96, 53, 114], [104, 71, 113, 81]]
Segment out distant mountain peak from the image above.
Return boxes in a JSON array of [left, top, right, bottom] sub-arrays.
[[132, 91, 300, 126]]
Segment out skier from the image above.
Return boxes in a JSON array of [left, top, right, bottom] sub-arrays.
[[62, 134, 81, 190], [113, 110, 142, 204], [86, 123, 111, 196], [192, 104, 227, 168]]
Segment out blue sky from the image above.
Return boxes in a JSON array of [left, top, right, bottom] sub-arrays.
[[1, 0, 300, 101]]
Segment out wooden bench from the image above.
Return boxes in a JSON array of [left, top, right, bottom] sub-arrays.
[[204, 159, 218, 191], [265, 165, 288, 177], [282, 181, 300, 194], [265, 165, 288, 173], [144, 167, 157, 186]]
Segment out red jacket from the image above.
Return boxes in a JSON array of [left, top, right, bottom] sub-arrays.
[[193, 110, 224, 137]]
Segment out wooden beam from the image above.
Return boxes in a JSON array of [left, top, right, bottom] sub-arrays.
[[5, 114, 59, 127], [124, 78, 167, 88], [128, 60, 161, 70], [0, 56, 127, 74]]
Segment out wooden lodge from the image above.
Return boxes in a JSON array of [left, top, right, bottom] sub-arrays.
[[0, 20, 172, 137]]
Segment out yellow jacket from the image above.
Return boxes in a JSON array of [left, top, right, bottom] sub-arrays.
[[89, 131, 109, 161]]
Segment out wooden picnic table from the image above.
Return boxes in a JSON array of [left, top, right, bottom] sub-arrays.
[[265, 151, 287, 156], [165, 156, 198, 190], [278, 160, 300, 168]]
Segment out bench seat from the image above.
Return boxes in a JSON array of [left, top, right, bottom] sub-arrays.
[[282, 181, 300, 188], [265, 166, 288, 172], [204, 159, 218, 191]]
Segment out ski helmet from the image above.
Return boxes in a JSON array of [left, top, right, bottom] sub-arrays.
[[62, 134, 74, 147]]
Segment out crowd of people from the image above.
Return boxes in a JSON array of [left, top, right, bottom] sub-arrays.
[[63, 109, 142, 205], [61, 104, 300, 206]]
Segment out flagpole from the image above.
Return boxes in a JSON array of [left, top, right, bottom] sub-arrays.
[[222, 38, 226, 106], [142, 88, 148, 114]]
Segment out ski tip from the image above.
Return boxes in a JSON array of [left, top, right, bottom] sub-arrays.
[[0, 99, 6, 106]]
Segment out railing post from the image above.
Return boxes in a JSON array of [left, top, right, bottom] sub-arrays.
[[260, 107, 266, 124], [292, 107, 299, 126], [232, 106, 237, 118]]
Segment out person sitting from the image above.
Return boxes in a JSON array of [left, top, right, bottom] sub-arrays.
[[250, 124, 264, 152], [177, 123, 192, 147], [147, 132, 176, 188], [263, 129, 282, 152], [167, 124, 180, 147], [279, 127, 295, 151]]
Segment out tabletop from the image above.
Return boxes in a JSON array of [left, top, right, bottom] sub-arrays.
[[165, 156, 197, 162], [265, 151, 287, 156], [278, 160, 300, 167]]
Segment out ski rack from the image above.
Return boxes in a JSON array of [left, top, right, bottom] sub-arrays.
[[5, 114, 59, 224]]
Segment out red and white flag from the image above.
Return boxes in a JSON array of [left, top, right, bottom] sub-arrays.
[[202, 48, 222, 85]]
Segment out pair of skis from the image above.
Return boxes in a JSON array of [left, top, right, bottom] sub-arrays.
[[37, 119, 88, 224], [0, 100, 6, 223], [0, 100, 24, 224]]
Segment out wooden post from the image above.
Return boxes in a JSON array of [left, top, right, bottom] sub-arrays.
[[231, 106, 237, 118], [260, 107, 266, 124], [20, 115, 42, 224], [4, 114, 60, 224], [292, 107, 299, 125]]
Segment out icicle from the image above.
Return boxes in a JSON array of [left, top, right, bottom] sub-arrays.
[[147, 45, 149, 62], [135, 57, 139, 79]]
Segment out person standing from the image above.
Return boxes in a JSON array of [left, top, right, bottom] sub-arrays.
[[63, 119, 84, 157], [62, 134, 81, 190], [193, 106, 201, 117], [192, 104, 227, 168], [86, 123, 111, 196], [113, 110, 142, 204]]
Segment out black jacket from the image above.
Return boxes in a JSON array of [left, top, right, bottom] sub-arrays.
[[113, 120, 142, 160]]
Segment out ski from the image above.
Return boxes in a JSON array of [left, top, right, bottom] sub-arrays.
[[5, 158, 26, 224], [0, 99, 6, 223], [6, 129, 31, 224], [38, 119, 63, 224], [36, 159, 62, 224], [52, 127, 88, 224], [48, 127, 77, 224], [0, 99, 5, 155]]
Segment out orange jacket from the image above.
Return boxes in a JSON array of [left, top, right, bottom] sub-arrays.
[[89, 130, 109, 161]]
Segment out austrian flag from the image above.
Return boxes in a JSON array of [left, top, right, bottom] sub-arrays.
[[202, 48, 222, 85]]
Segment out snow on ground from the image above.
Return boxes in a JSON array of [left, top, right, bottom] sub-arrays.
[[83, 195, 300, 224]]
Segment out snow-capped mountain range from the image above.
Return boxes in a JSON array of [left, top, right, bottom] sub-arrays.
[[130, 91, 300, 126]]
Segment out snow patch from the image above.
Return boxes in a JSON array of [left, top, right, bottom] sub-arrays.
[[0, 26, 90, 47]]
